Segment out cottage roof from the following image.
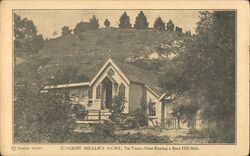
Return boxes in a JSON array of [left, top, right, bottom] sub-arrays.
[[111, 59, 164, 96], [89, 58, 164, 96]]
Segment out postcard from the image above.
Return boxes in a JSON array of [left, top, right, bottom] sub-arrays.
[[0, 0, 249, 156]]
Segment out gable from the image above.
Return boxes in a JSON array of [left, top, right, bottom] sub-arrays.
[[90, 60, 130, 87]]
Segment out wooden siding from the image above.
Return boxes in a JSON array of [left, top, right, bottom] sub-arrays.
[[129, 82, 146, 112]]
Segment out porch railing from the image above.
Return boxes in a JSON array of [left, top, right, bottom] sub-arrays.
[[77, 110, 111, 124], [162, 117, 178, 129]]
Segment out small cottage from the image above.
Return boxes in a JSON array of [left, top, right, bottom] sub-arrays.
[[43, 58, 200, 128]]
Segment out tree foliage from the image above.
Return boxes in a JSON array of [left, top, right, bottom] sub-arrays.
[[134, 11, 149, 29], [61, 26, 72, 36], [171, 93, 200, 129], [119, 12, 132, 28], [175, 26, 183, 33], [14, 13, 44, 53], [14, 85, 74, 142], [160, 11, 235, 143], [73, 21, 92, 34], [153, 17, 165, 30], [104, 19, 111, 28], [166, 20, 175, 32], [110, 95, 125, 122], [89, 15, 100, 29]]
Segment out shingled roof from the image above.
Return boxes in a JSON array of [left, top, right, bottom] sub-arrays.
[[112, 59, 164, 96]]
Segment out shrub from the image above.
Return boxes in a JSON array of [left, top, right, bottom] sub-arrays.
[[110, 95, 125, 122], [111, 113, 137, 130], [71, 104, 88, 120], [132, 108, 148, 126], [93, 120, 115, 137], [132, 101, 148, 126], [14, 89, 74, 143]]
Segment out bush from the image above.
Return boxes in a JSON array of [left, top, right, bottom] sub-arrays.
[[14, 90, 74, 143], [71, 104, 88, 120], [132, 101, 148, 126], [123, 116, 138, 129], [110, 95, 125, 122], [116, 114, 138, 130], [93, 120, 115, 137]]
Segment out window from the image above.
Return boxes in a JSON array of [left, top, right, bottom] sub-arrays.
[[149, 102, 156, 116], [119, 83, 125, 97], [96, 85, 101, 99]]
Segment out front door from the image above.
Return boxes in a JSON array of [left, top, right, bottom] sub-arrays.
[[105, 78, 112, 110]]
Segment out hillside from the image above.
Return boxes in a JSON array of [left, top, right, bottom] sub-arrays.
[[15, 29, 191, 88]]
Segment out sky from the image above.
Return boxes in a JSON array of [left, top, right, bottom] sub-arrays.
[[14, 10, 201, 38]]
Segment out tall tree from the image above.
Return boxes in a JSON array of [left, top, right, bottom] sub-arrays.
[[14, 13, 44, 54], [119, 12, 131, 28], [160, 11, 235, 143], [73, 21, 92, 34], [104, 19, 111, 28], [134, 11, 149, 29], [61, 26, 72, 36], [153, 17, 165, 30], [89, 15, 99, 29], [166, 20, 175, 32]]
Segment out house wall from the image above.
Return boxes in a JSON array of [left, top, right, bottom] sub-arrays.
[[128, 82, 146, 112], [91, 63, 129, 113]]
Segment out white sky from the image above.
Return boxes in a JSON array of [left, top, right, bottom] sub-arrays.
[[14, 10, 201, 38]]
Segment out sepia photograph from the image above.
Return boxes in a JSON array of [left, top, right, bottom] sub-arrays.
[[13, 9, 236, 144]]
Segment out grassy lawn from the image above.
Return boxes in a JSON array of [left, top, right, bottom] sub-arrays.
[[73, 124, 208, 143]]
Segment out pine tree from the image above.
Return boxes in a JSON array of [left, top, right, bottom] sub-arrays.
[[134, 11, 149, 29], [119, 12, 131, 28], [104, 19, 110, 28], [89, 15, 99, 29], [166, 20, 175, 32], [153, 17, 165, 30]]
